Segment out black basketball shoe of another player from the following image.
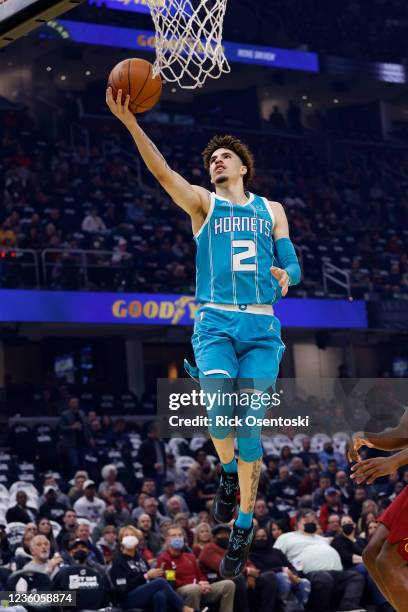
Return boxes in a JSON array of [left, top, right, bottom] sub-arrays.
[[211, 468, 239, 523], [219, 521, 254, 578]]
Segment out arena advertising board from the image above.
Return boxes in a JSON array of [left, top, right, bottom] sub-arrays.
[[45, 20, 319, 72], [0, 0, 38, 22], [88, 0, 192, 16], [0, 290, 367, 327]]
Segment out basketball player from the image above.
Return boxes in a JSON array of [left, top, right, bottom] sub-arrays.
[[106, 88, 301, 577], [349, 410, 408, 612]]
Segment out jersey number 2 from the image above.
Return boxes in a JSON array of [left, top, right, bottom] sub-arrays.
[[232, 239, 256, 271]]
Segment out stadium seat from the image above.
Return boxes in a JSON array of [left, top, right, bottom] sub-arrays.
[[9, 481, 39, 502], [272, 434, 294, 451], [190, 435, 208, 452], [8, 571, 56, 612], [167, 437, 189, 457], [0, 483, 9, 502], [311, 433, 332, 452], [292, 433, 309, 451], [176, 455, 196, 472], [50, 520, 62, 538], [333, 431, 351, 454], [262, 437, 279, 456], [5, 521, 27, 547]]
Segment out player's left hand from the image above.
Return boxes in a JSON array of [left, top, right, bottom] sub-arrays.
[[270, 266, 289, 296], [347, 432, 375, 463], [350, 455, 398, 485]]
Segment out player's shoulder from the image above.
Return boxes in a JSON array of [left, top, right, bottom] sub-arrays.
[[267, 200, 285, 213]]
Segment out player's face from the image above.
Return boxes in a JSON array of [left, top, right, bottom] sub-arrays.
[[209, 148, 246, 186]]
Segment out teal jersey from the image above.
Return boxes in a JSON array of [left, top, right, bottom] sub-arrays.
[[194, 192, 281, 305]]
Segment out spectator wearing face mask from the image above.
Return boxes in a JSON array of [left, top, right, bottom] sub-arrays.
[[157, 524, 235, 612], [331, 516, 391, 611], [198, 524, 279, 612], [274, 509, 365, 612], [249, 527, 311, 611], [53, 538, 112, 610], [110, 525, 198, 612], [68, 521, 105, 565]]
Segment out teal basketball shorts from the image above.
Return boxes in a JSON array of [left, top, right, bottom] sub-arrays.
[[184, 303, 286, 446]]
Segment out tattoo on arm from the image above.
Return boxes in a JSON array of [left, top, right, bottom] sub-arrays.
[[145, 135, 169, 170], [248, 458, 262, 510]]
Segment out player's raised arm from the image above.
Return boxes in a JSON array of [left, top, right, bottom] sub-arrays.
[[269, 201, 301, 296], [106, 87, 209, 218]]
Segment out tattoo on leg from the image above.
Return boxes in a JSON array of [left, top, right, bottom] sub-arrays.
[[248, 458, 262, 510]]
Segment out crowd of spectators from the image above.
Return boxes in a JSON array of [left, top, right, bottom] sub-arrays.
[[1, 108, 408, 299], [0, 395, 406, 612]]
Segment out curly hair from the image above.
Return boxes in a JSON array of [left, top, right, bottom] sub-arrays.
[[202, 134, 255, 187]]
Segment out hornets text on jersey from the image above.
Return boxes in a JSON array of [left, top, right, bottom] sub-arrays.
[[195, 192, 281, 305]]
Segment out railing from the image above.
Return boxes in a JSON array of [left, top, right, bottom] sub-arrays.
[[323, 261, 352, 299], [0, 249, 40, 288], [0, 247, 354, 299], [42, 248, 134, 291]]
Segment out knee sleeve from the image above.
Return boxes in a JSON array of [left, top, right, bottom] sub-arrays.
[[200, 370, 235, 440], [237, 436, 263, 462]]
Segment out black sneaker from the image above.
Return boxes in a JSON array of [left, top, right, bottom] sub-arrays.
[[211, 468, 239, 523], [219, 521, 254, 578]]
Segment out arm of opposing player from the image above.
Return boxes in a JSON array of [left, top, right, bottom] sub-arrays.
[[351, 447, 408, 484], [349, 410, 408, 457], [106, 87, 208, 217], [270, 201, 301, 292]]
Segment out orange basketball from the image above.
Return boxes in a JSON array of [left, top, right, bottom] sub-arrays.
[[107, 58, 162, 114]]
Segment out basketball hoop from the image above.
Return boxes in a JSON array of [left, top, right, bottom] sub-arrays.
[[147, 0, 230, 90]]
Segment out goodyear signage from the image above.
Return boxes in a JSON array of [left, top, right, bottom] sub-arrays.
[[47, 20, 319, 73], [0, 290, 367, 328]]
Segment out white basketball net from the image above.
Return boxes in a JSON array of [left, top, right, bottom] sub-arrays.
[[147, 0, 230, 89]]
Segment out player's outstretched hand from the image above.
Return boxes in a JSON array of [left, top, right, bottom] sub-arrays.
[[350, 455, 398, 485], [106, 87, 136, 129], [347, 432, 375, 463], [270, 266, 289, 296]]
